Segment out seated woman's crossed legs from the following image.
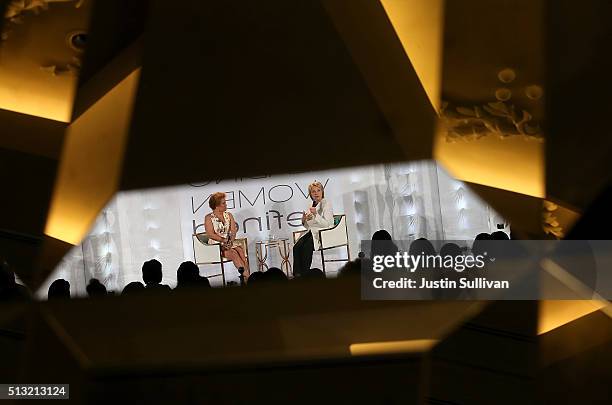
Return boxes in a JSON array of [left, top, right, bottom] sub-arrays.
[[222, 245, 250, 278]]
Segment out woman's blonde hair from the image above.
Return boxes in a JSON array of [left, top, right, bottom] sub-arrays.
[[209, 192, 226, 210], [308, 181, 325, 199]]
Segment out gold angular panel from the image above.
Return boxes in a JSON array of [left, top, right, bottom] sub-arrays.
[[379, 0, 444, 111], [323, 0, 437, 162], [435, 0, 546, 199], [45, 68, 140, 245], [436, 128, 545, 198], [0, 0, 92, 122]]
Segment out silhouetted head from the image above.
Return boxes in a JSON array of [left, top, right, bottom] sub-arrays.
[[409, 239, 436, 256], [122, 281, 145, 295], [265, 267, 288, 282], [440, 243, 463, 258], [471, 238, 488, 256], [142, 259, 163, 286], [372, 230, 392, 240], [300, 268, 325, 280], [48, 279, 70, 299], [246, 271, 266, 286], [408, 239, 436, 271], [371, 230, 397, 258], [338, 259, 364, 278], [434, 243, 464, 299], [371, 238, 398, 259], [491, 231, 510, 240], [176, 261, 201, 287], [475, 233, 492, 241], [86, 279, 107, 297]]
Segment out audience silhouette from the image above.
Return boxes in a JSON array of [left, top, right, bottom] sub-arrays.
[[264, 267, 289, 282], [142, 259, 172, 292], [122, 281, 146, 295], [40, 228, 514, 298], [491, 230, 510, 240], [435, 242, 464, 299], [338, 259, 365, 278], [48, 279, 70, 300], [176, 261, 211, 289], [471, 236, 488, 257], [370, 229, 399, 259], [440, 242, 462, 258], [408, 238, 437, 273], [372, 230, 392, 240], [86, 279, 108, 297], [245, 271, 266, 286], [300, 268, 325, 280], [246, 268, 288, 285]]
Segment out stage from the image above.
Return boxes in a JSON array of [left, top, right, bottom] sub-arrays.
[[38, 160, 507, 296]]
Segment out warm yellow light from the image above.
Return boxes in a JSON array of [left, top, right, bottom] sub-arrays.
[[538, 300, 607, 335], [434, 124, 545, 198], [538, 258, 612, 334], [380, 0, 444, 111], [0, 87, 74, 123], [45, 69, 141, 245], [0, 64, 75, 122], [349, 339, 438, 356]]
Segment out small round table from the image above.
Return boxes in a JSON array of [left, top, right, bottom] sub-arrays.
[[255, 238, 292, 276]]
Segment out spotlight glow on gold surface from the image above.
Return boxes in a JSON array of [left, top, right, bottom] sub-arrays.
[[539, 258, 612, 334], [45, 69, 141, 244], [350, 339, 438, 356], [539, 300, 607, 335], [380, 0, 444, 111], [434, 124, 545, 198]]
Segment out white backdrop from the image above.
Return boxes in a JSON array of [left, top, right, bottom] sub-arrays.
[[38, 161, 508, 296]]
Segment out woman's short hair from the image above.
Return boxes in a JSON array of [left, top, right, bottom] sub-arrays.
[[209, 192, 226, 210], [308, 181, 325, 199]]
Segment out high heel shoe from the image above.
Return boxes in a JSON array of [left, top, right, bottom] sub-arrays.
[[238, 267, 245, 286]]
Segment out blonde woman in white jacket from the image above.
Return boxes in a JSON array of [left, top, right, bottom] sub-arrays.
[[292, 181, 334, 277]]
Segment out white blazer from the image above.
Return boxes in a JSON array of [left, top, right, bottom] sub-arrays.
[[301, 198, 335, 249]]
